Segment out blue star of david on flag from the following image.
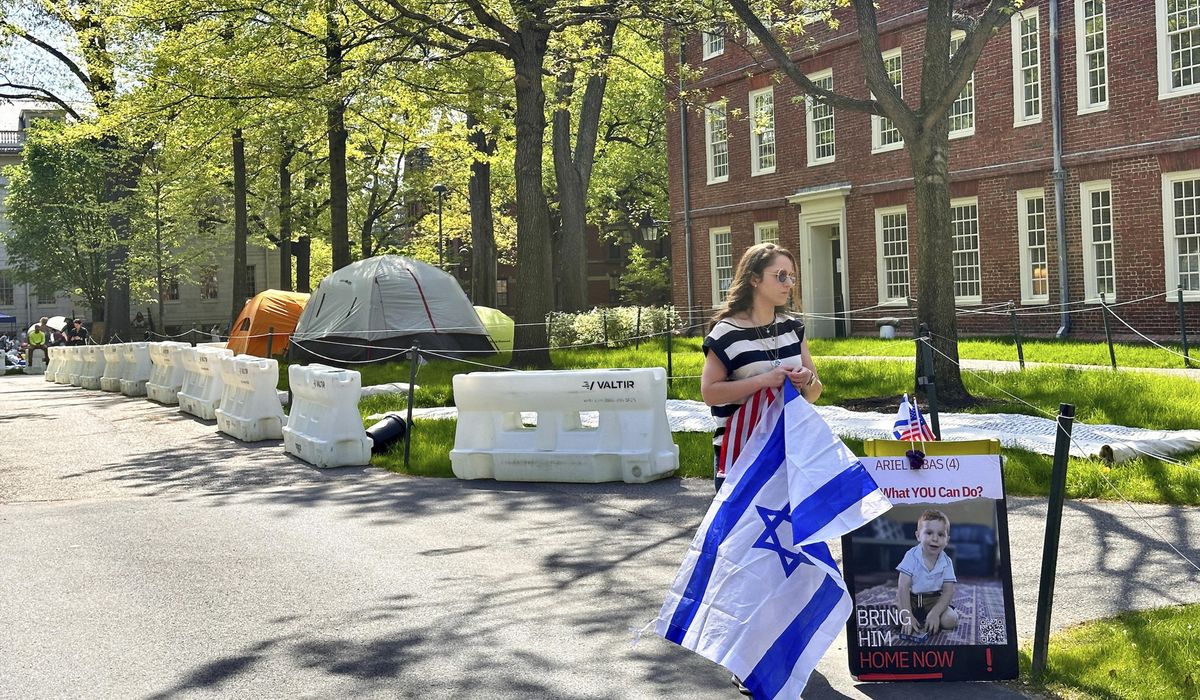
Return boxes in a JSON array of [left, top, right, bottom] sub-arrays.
[[752, 504, 811, 577]]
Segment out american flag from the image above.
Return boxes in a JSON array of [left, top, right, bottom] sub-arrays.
[[716, 387, 779, 477], [892, 393, 937, 441]]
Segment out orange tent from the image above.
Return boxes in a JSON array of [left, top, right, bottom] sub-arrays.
[[226, 290, 310, 357]]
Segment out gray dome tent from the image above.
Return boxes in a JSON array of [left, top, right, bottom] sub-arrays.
[[289, 255, 495, 363]]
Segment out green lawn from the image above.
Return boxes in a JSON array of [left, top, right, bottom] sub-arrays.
[[808, 336, 1196, 369], [1020, 604, 1200, 699], [290, 339, 1200, 505]]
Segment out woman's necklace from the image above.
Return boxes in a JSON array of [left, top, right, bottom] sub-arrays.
[[752, 316, 781, 367]]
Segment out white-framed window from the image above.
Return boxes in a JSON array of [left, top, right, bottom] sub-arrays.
[[754, 221, 779, 245], [1157, 0, 1200, 99], [874, 207, 909, 305], [872, 48, 904, 153], [1075, 0, 1109, 113], [1080, 180, 1116, 302], [806, 70, 835, 166], [496, 278, 509, 306], [949, 31, 976, 138], [1012, 8, 1042, 125], [705, 100, 729, 184], [0, 269, 12, 306], [1162, 170, 1200, 299], [36, 287, 55, 305], [702, 31, 724, 60], [749, 87, 776, 176], [951, 198, 982, 304], [200, 266, 219, 301], [1017, 189, 1050, 304], [710, 227, 734, 305]]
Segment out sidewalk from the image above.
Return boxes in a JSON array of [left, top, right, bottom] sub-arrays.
[[1, 374, 1198, 698], [821, 354, 1200, 380]]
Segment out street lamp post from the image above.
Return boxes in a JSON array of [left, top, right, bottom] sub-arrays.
[[639, 211, 664, 242], [432, 183, 448, 268]]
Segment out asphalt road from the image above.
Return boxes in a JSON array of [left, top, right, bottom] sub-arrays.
[[2, 374, 1198, 699]]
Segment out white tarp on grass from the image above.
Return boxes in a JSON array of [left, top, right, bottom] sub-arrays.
[[375, 399, 1200, 464]]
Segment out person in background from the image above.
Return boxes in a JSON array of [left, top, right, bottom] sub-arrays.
[[26, 318, 48, 366], [65, 318, 89, 346]]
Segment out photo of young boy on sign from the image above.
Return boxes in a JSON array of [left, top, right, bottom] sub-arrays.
[[845, 450, 1018, 682]]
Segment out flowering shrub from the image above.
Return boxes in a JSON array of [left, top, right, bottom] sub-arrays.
[[546, 306, 682, 348]]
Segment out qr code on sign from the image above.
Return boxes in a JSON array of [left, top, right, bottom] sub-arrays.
[[979, 617, 1007, 645]]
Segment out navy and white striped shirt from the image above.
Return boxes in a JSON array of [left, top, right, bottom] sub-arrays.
[[702, 314, 806, 450]]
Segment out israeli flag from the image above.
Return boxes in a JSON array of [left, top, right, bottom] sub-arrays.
[[655, 382, 891, 699], [892, 393, 936, 441]]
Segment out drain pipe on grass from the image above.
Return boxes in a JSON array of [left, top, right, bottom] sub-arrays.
[[1050, 0, 1071, 338]]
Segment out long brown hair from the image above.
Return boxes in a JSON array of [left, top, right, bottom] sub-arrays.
[[712, 243, 799, 325]]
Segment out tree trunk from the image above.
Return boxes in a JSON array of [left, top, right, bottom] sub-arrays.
[[100, 134, 134, 342], [231, 128, 249, 326], [326, 0, 350, 271], [296, 173, 317, 293], [910, 133, 970, 404], [154, 181, 165, 331], [510, 38, 553, 367], [551, 19, 615, 313], [278, 139, 294, 292], [552, 74, 588, 313], [467, 113, 497, 308]]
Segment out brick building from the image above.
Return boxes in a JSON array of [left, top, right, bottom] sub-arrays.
[[667, 0, 1200, 340]]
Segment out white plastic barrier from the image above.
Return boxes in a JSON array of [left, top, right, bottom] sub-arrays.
[[62, 346, 86, 386], [215, 354, 285, 441], [43, 347, 64, 381], [146, 341, 190, 404], [53, 347, 74, 384], [119, 342, 153, 397], [23, 349, 46, 375], [100, 344, 127, 392], [68, 346, 88, 386], [449, 368, 678, 484], [177, 346, 233, 420], [79, 346, 108, 390], [283, 364, 372, 468]]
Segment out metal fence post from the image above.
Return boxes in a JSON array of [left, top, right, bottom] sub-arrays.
[[1099, 293, 1116, 370], [666, 312, 674, 389], [403, 343, 419, 469], [635, 307, 642, 349], [916, 324, 941, 440], [1179, 286, 1192, 369], [1032, 403, 1076, 679], [266, 326, 275, 357], [1009, 301, 1025, 370]]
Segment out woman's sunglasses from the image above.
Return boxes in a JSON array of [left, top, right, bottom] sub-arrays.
[[765, 269, 797, 286]]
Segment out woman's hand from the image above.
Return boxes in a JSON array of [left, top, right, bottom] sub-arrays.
[[784, 366, 816, 391], [757, 367, 790, 390]]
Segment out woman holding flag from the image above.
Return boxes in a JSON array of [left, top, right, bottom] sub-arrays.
[[701, 243, 823, 492]]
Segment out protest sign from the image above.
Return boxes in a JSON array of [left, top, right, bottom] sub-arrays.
[[844, 439, 1018, 682]]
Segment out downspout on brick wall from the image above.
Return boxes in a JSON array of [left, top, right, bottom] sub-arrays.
[[678, 35, 696, 333], [1050, 0, 1072, 337]]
